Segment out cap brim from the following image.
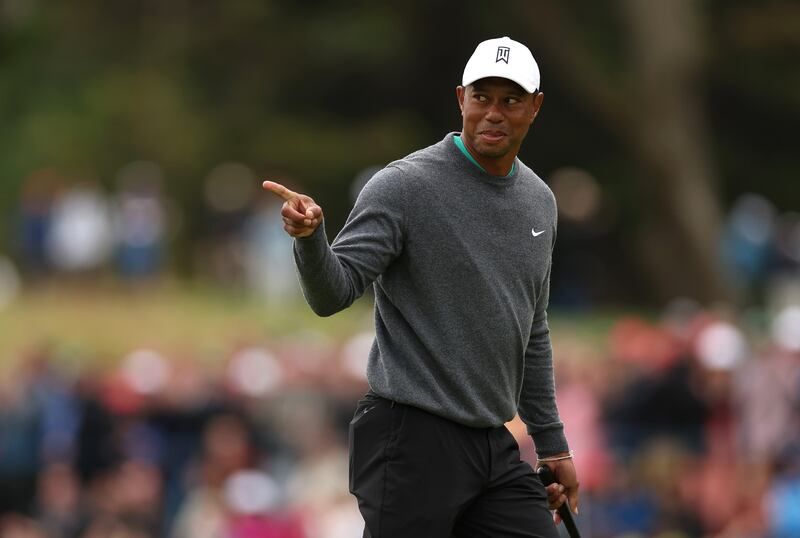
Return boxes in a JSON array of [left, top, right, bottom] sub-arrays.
[[462, 74, 537, 93]]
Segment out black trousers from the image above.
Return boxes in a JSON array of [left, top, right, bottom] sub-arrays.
[[349, 391, 558, 538]]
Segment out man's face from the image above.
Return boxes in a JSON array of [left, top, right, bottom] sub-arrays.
[[456, 77, 543, 160]]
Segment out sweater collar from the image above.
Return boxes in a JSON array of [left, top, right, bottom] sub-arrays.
[[449, 133, 520, 185]]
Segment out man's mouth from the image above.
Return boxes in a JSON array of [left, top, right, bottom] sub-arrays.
[[479, 130, 507, 142]]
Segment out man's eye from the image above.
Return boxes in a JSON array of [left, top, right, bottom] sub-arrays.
[[474, 95, 487, 102], [506, 97, 520, 105]]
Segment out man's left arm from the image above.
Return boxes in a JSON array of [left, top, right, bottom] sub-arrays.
[[518, 238, 580, 517]]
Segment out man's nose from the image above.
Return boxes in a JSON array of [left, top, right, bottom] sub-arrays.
[[484, 102, 503, 122]]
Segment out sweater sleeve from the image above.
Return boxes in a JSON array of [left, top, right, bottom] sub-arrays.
[[517, 221, 569, 457], [292, 167, 405, 317]]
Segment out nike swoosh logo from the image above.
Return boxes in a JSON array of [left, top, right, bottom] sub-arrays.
[[531, 229, 545, 237]]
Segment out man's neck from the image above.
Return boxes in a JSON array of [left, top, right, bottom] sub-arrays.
[[460, 136, 516, 176]]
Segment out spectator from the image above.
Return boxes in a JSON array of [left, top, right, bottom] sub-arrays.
[[46, 183, 113, 274], [113, 165, 168, 281]]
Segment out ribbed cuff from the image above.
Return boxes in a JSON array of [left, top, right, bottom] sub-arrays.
[[292, 220, 328, 263], [528, 423, 569, 458]]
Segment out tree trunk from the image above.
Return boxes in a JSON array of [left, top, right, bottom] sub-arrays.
[[521, 0, 735, 304]]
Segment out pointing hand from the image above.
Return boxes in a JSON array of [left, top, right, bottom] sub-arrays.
[[262, 180, 324, 238]]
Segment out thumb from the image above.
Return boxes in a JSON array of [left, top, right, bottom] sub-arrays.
[[299, 199, 321, 219]]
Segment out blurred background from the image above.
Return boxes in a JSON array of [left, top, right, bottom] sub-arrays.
[[1, 1, 799, 537]]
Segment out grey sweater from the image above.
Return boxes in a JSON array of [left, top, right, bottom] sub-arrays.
[[294, 133, 568, 456]]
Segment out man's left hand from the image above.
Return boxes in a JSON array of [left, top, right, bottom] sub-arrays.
[[541, 456, 579, 524]]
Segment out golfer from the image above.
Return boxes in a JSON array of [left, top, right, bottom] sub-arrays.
[[264, 36, 578, 538]]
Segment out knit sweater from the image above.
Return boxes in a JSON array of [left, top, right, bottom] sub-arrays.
[[293, 132, 568, 456]]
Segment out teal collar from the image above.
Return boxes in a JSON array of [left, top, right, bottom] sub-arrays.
[[453, 135, 516, 178]]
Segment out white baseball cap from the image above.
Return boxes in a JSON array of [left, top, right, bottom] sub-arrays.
[[462, 36, 540, 93]]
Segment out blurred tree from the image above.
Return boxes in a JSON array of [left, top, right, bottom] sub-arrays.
[[0, 0, 797, 304], [512, 0, 729, 302]]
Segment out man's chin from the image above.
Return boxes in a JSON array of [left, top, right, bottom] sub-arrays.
[[474, 144, 509, 158]]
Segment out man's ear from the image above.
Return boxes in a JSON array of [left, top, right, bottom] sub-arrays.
[[530, 91, 544, 124], [456, 85, 466, 115]]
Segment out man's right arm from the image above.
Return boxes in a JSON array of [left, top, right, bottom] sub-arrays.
[[264, 168, 405, 316]]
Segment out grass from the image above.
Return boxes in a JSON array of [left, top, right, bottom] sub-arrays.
[[0, 280, 375, 373], [0, 281, 618, 375]]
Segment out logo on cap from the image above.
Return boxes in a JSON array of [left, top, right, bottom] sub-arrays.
[[496, 46, 510, 64]]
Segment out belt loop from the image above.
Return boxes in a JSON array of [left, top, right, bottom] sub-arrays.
[[391, 400, 396, 408]]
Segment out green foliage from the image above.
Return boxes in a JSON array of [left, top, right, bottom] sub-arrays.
[[0, 0, 798, 289]]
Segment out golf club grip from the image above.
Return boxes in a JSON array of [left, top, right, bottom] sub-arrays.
[[536, 465, 581, 538]]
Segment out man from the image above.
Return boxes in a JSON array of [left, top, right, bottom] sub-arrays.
[[264, 36, 579, 538]]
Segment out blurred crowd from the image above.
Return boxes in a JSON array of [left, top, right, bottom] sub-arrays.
[[548, 301, 800, 537], [1, 301, 799, 538], [8, 165, 800, 309], [8, 163, 299, 303], [546, 167, 800, 309], [0, 335, 372, 538], [1, 170, 800, 538]]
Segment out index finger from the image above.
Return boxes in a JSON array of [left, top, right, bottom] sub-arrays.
[[262, 180, 299, 202], [568, 490, 579, 515]]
